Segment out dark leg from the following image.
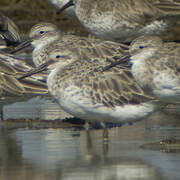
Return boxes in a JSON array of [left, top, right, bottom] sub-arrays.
[[101, 122, 109, 143], [0, 108, 4, 121]]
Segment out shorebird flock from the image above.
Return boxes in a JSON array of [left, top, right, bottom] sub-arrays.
[[2, 0, 180, 138]]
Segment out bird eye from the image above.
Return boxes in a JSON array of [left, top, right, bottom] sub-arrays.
[[56, 55, 61, 58], [40, 31, 45, 34], [139, 46, 145, 49]]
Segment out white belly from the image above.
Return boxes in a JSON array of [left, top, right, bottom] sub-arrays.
[[152, 72, 180, 103], [49, 84, 158, 124]]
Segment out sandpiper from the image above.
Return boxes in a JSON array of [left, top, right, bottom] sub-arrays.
[[58, 0, 180, 42], [129, 35, 180, 103], [45, 0, 75, 16], [46, 47, 162, 125], [0, 13, 21, 46]]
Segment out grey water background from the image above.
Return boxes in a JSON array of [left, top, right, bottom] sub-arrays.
[[1, 101, 180, 180], [3, 96, 73, 120]]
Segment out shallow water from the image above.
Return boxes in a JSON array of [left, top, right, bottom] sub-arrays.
[[0, 115, 180, 180], [3, 96, 73, 121]]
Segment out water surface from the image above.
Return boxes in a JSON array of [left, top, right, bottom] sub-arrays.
[[0, 113, 180, 180]]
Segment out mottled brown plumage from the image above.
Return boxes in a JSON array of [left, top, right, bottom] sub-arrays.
[[50, 53, 155, 108], [129, 35, 180, 103], [59, 0, 180, 42], [45, 43, 162, 124]]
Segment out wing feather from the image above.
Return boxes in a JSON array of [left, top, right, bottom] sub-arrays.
[[80, 68, 155, 108]]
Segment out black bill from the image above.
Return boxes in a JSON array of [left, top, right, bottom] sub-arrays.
[[18, 62, 49, 81], [102, 55, 131, 72], [56, 0, 74, 14], [10, 38, 32, 54]]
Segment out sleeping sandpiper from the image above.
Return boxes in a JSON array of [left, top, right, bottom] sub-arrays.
[[58, 0, 180, 42], [129, 35, 180, 103]]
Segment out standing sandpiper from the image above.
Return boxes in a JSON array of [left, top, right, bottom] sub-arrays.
[[129, 35, 180, 103], [58, 0, 180, 42], [45, 47, 162, 126]]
